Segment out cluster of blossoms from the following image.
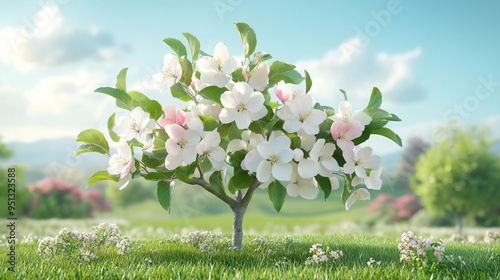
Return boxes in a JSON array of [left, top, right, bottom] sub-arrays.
[[105, 39, 392, 208], [367, 257, 381, 266], [251, 235, 295, 254], [179, 231, 230, 252], [398, 231, 445, 264], [398, 231, 467, 271], [484, 230, 499, 243], [37, 223, 133, 262], [306, 243, 343, 265]]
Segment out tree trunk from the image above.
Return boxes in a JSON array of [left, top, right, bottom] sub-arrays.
[[456, 215, 463, 236], [232, 205, 246, 250]]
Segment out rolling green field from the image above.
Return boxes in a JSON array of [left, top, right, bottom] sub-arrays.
[[5, 233, 500, 279], [3, 189, 499, 279]]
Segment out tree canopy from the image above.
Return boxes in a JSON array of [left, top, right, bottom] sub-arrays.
[[411, 124, 500, 232]]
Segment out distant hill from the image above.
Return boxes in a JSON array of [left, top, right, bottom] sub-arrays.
[[4, 137, 107, 167]]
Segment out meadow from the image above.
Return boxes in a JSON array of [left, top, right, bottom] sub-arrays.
[[2, 189, 499, 279], [5, 227, 500, 279]]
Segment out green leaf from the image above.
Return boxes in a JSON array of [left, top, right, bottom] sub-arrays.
[[183, 32, 201, 62], [314, 103, 335, 117], [371, 127, 403, 147], [228, 167, 253, 190], [315, 175, 332, 200], [116, 68, 128, 92], [218, 123, 231, 137], [179, 56, 193, 86], [163, 38, 187, 57], [234, 22, 257, 58], [142, 152, 166, 169], [107, 113, 120, 142], [269, 70, 304, 85], [268, 61, 304, 85], [367, 87, 382, 109], [199, 156, 213, 173], [170, 83, 193, 102], [228, 123, 242, 140], [175, 161, 197, 183], [144, 171, 173, 181], [209, 171, 226, 195], [76, 129, 110, 155], [145, 100, 163, 120], [128, 90, 150, 109], [305, 70, 312, 93], [74, 143, 109, 156], [248, 121, 264, 135], [269, 60, 295, 77], [95, 87, 133, 110], [248, 51, 272, 72], [199, 114, 219, 131], [152, 129, 169, 153], [268, 180, 286, 212], [198, 85, 227, 106], [157, 180, 173, 212], [227, 150, 247, 167], [88, 170, 118, 187], [339, 89, 348, 101]]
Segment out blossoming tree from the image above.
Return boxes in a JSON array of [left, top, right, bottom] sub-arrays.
[[75, 23, 402, 249]]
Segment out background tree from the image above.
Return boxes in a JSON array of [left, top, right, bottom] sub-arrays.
[[394, 137, 429, 194], [411, 124, 500, 235], [0, 136, 13, 160]]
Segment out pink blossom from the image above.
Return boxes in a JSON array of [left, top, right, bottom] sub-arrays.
[[158, 104, 187, 127], [274, 81, 293, 102]]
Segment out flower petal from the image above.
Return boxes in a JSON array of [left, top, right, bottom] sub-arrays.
[[245, 92, 265, 112], [298, 182, 319, 200], [234, 111, 252, 129], [247, 62, 269, 90], [220, 92, 237, 109], [166, 139, 181, 155], [118, 173, 132, 190], [219, 108, 237, 124], [272, 162, 292, 181], [345, 188, 370, 210], [165, 124, 185, 141], [286, 182, 300, 197], [298, 159, 320, 178], [182, 147, 198, 164], [165, 153, 183, 170], [257, 160, 272, 182]]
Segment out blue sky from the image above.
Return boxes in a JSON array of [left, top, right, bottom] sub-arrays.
[[1, 0, 499, 156]]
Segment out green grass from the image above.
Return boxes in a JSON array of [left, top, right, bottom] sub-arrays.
[[5, 234, 499, 279]]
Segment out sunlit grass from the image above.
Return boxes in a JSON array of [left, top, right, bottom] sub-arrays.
[[7, 233, 500, 279]]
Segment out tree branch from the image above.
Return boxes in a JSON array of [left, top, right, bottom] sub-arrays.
[[240, 178, 261, 209], [188, 177, 237, 208]]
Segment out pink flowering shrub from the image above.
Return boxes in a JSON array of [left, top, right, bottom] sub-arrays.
[[369, 194, 422, 222], [28, 177, 111, 219]]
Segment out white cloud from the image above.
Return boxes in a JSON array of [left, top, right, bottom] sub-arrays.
[[25, 69, 112, 117], [0, 70, 117, 142], [0, 5, 129, 71], [295, 37, 426, 108]]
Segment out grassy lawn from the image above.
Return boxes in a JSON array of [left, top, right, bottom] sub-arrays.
[[6, 234, 499, 279]]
